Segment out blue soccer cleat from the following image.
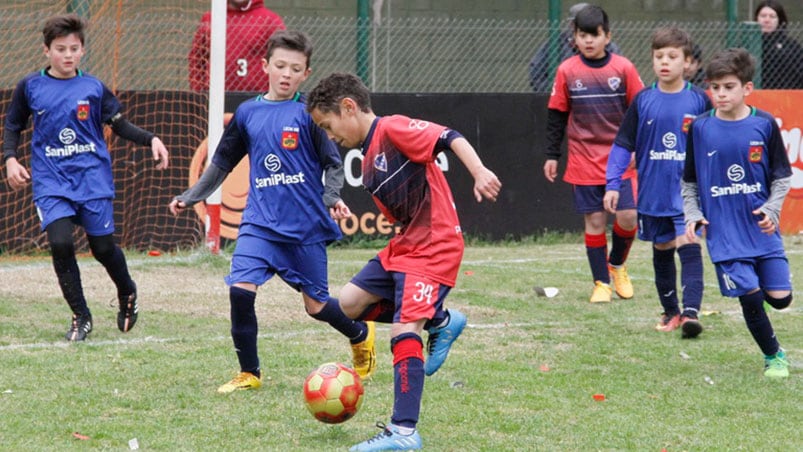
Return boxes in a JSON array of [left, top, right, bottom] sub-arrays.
[[424, 308, 467, 376], [350, 422, 422, 452]]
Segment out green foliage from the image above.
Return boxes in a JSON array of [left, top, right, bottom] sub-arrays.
[[0, 241, 800, 450]]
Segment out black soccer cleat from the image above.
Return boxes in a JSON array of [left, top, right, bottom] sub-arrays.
[[117, 283, 138, 333], [66, 313, 93, 341]]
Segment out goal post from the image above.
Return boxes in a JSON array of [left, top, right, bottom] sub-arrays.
[[205, 0, 227, 254]]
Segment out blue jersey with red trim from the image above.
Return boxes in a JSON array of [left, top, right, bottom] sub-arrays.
[[684, 107, 791, 262], [4, 70, 121, 201], [614, 82, 712, 215], [549, 53, 643, 184], [361, 115, 463, 287], [212, 94, 342, 244]]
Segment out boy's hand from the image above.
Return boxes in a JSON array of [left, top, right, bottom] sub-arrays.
[[685, 219, 707, 241], [168, 198, 186, 216], [473, 167, 501, 202], [5, 157, 31, 190], [753, 208, 777, 235], [543, 159, 558, 183], [330, 200, 352, 220], [603, 190, 619, 214], [151, 137, 169, 170]]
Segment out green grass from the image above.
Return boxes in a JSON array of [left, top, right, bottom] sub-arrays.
[[0, 239, 801, 451]]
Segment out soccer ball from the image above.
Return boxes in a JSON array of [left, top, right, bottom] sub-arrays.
[[302, 362, 364, 424]]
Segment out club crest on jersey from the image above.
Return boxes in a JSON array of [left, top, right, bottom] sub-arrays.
[[749, 145, 763, 162], [374, 152, 388, 172], [76, 100, 90, 121], [682, 114, 694, 133], [608, 77, 621, 91], [281, 127, 299, 150]]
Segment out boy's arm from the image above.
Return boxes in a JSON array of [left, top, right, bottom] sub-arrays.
[[755, 115, 794, 228], [310, 120, 347, 210], [4, 78, 33, 189], [545, 108, 568, 161], [681, 126, 706, 238], [169, 163, 228, 215], [449, 136, 501, 202], [108, 113, 169, 170]]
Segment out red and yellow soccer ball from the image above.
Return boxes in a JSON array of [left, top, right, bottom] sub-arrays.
[[303, 362, 364, 424]]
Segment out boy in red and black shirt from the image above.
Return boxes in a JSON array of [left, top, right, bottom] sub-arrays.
[[542, 4, 643, 303], [307, 72, 501, 452]]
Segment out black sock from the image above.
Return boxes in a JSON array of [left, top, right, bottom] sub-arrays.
[[739, 290, 779, 356], [230, 286, 260, 375], [678, 244, 704, 316], [311, 297, 367, 344], [653, 247, 679, 315]]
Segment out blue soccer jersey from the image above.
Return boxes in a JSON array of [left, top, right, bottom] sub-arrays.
[[4, 70, 121, 202], [212, 94, 342, 244], [614, 82, 712, 216], [683, 107, 792, 263]]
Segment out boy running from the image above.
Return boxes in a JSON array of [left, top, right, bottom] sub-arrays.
[[604, 26, 711, 337], [683, 48, 793, 378]]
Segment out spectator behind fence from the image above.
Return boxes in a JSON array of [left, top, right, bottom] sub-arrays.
[[188, 0, 285, 92], [528, 2, 621, 92], [753, 0, 803, 89], [684, 43, 707, 89]]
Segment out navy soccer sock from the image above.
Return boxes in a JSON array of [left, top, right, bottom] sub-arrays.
[[653, 247, 679, 315], [585, 232, 609, 283], [230, 286, 260, 377], [88, 234, 136, 297], [310, 297, 367, 344], [739, 290, 780, 356], [390, 332, 425, 430], [609, 221, 636, 266], [48, 219, 89, 316], [678, 244, 704, 316]]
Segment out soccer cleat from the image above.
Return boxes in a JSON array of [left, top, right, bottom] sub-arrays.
[[764, 350, 790, 379], [217, 371, 262, 393], [349, 422, 423, 452], [589, 281, 612, 303], [65, 313, 93, 341], [117, 283, 139, 333], [654, 313, 680, 332], [608, 264, 634, 299], [680, 315, 703, 339], [351, 321, 377, 380], [424, 309, 467, 376]]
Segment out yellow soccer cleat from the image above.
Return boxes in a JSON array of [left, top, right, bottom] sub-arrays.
[[608, 264, 634, 299], [351, 321, 377, 380], [217, 371, 262, 393], [589, 281, 613, 303]]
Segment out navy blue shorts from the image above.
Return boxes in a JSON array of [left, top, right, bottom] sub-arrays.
[[714, 251, 791, 297], [638, 213, 686, 244], [226, 233, 330, 302], [35, 196, 115, 235], [350, 256, 451, 323], [573, 179, 636, 214]]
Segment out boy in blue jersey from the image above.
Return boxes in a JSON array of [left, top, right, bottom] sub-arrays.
[[682, 48, 793, 378], [169, 30, 377, 392], [3, 14, 169, 341], [604, 27, 711, 338]]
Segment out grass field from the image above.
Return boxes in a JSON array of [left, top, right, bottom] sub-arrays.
[[0, 239, 801, 451]]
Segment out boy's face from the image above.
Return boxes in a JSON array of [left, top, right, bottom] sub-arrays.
[[44, 33, 84, 79], [652, 46, 689, 86], [709, 74, 753, 115], [261, 47, 310, 101], [310, 99, 364, 149], [573, 26, 610, 59]]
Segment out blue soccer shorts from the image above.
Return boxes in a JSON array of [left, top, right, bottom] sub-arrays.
[[350, 256, 451, 324], [573, 179, 636, 214], [226, 233, 330, 302], [714, 251, 791, 297], [35, 196, 115, 235], [637, 213, 686, 244]]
